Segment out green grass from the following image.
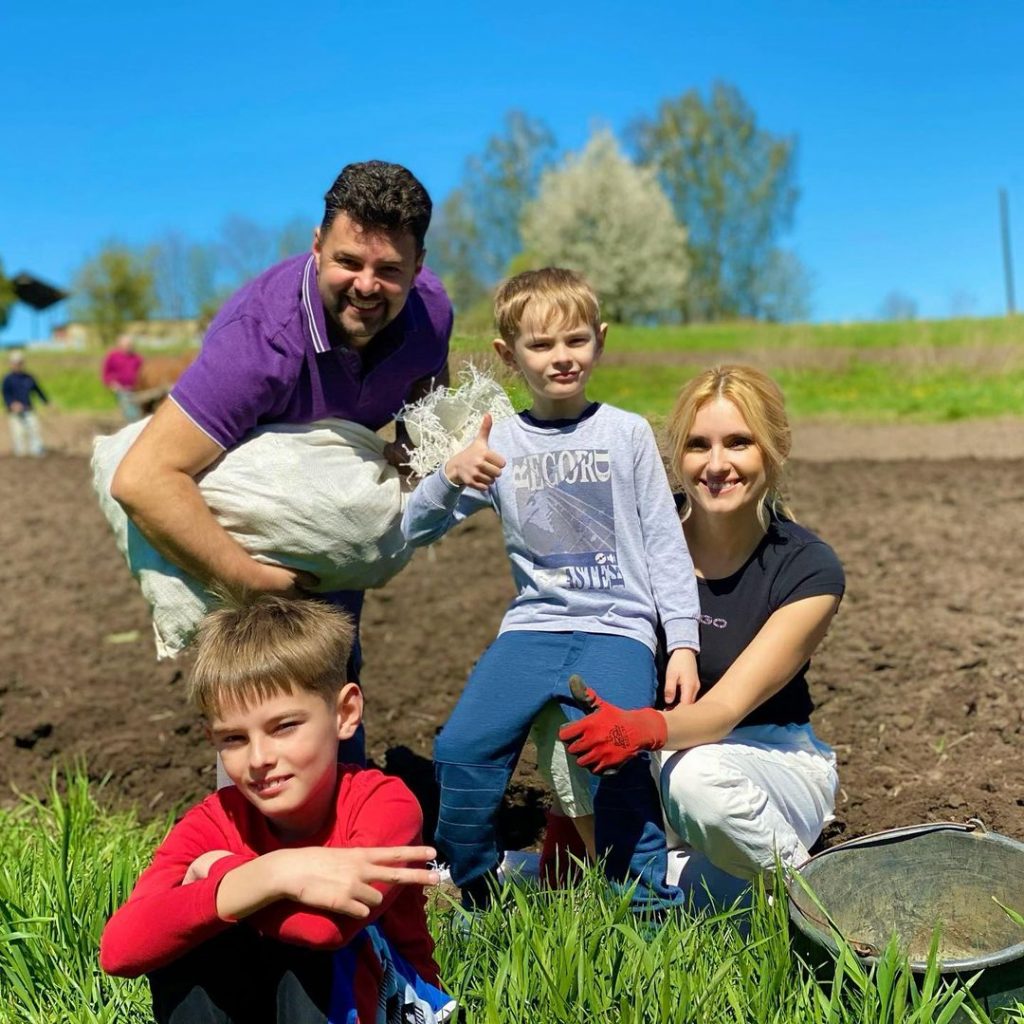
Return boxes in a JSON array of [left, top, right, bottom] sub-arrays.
[[36, 353, 120, 414], [452, 315, 1024, 422], [0, 772, 168, 1023], [453, 313, 1024, 355], [775, 363, 1024, 421], [582, 362, 1024, 422], [478, 359, 1024, 423], [15, 342, 196, 415], [1, 770, 1020, 1022], [18, 315, 1024, 421], [608, 315, 1024, 353], [435, 878, 1011, 1023]]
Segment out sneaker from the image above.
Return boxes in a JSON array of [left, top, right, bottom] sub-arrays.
[[431, 850, 541, 889], [451, 905, 487, 939], [497, 849, 541, 884]]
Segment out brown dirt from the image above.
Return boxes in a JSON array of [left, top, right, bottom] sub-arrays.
[[2, 418, 1023, 855]]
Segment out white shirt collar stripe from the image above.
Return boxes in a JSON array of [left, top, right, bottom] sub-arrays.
[[302, 254, 328, 354]]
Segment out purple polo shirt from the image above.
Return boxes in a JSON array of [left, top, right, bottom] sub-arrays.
[[171, 253, 452, 450]]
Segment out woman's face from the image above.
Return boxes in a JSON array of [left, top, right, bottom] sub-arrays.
[[680, 397, 768, 519]]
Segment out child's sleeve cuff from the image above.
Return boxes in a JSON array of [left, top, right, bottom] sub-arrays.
[[662, 617, 700, 653], [205, 853, 257, 924], [417, 465, 465, 510]]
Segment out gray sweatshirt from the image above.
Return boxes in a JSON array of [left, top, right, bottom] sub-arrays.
[[402, 404, 700, 655]]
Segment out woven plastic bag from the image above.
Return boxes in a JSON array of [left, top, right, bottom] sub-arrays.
[[92, 418, 412, 659]]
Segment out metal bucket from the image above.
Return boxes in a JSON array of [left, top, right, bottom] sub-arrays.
[[788, 821, 1024, 1002]]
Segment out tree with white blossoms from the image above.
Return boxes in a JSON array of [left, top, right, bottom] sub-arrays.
[[519, 131, 689, 323]]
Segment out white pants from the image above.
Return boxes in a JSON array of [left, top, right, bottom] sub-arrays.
[[8, 410, 44, 456], [654, 723, 837, 899]]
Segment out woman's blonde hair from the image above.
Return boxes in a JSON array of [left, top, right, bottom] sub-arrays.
[[667, 364, 794, 527], [187, 594, 354, 718]]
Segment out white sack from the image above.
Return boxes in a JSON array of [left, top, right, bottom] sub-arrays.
[[92, 417, 413, 660]]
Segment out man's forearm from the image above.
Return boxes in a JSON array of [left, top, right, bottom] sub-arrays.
[[113, 466, 267, 590]]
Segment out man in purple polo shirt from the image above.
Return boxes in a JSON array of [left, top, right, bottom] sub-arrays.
[[112, 162, 452, 682]]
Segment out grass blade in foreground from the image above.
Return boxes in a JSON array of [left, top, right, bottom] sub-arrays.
[[0, 770, 1016, 1022], [0, 770, 164, 1023]]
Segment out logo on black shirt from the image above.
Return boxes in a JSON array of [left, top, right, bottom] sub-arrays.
[[699, 613, 728, 629]]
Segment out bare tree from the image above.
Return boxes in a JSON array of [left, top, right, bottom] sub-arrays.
[[429, 188, 487, 312], [947, 288, 977, 317], [878, 291, 918, 321], [430, 111, 557, 300], [217, 215, 277, 287], [465, 111, 557, 281], [276, 216, 314, 260], [631, 82, 802, 322], [148, 232, 190, 319], [752, 249, 814, 323], [148, 233, 222, 319]]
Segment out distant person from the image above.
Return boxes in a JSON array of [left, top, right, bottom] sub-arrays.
[[110, 161, 454, 758], [100, 596, 454, 1024], [561, 365, 844, 906], [401, 268, 700, 912], [101, 333, 144, 422], [2, 350, 48, 457]]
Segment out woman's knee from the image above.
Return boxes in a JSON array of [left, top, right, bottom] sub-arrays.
[[660, 750, 765, 850], [660, 746, 818, 877], [659, 745, 778, 872]]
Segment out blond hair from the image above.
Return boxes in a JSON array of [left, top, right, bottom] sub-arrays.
[[187, 594, 354, 718], [493, 267, 602, 344], [667, 364, 795, 525]]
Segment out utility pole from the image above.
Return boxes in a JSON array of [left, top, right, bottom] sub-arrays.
[[999, 188, 1016, 315]]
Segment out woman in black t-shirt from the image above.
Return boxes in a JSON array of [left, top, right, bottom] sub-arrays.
[[561, 365, 843, 899]]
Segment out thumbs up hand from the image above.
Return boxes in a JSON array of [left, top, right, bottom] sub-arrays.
[[444, 414, 507, 491]]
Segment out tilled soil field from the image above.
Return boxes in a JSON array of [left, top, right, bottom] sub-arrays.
[[2, 431, 1023, 852]]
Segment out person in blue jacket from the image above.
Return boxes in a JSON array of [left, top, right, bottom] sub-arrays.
[[3, 351, 48, 457]]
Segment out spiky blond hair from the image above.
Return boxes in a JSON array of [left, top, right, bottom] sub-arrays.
[[493, 267, 602, 344], [188, 593, 354, 718]]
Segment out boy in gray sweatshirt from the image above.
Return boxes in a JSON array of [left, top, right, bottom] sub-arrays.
[[402, 268, 700, 911]]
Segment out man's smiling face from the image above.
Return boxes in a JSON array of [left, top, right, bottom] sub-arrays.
[[313, 212, 423, 348]]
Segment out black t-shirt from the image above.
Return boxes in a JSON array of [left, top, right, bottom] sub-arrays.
[[672, 501, 845, 727]]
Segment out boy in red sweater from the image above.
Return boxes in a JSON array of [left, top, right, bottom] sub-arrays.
[[100, 596, 454, 1024]]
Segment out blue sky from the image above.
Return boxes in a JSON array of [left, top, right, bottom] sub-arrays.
[[2, 1, 1022, 339]]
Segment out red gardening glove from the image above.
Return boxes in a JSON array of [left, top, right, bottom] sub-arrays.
[[559, 688, 667, 774]]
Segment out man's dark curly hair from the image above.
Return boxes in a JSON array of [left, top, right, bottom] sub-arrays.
[[321, 161, 432, 251]]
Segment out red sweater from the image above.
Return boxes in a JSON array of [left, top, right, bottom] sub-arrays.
[[101, 349, 143, 389], [100, 767, 438, 982]]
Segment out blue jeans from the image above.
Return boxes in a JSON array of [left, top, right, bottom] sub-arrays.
[[434, 631, 682, 912]]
